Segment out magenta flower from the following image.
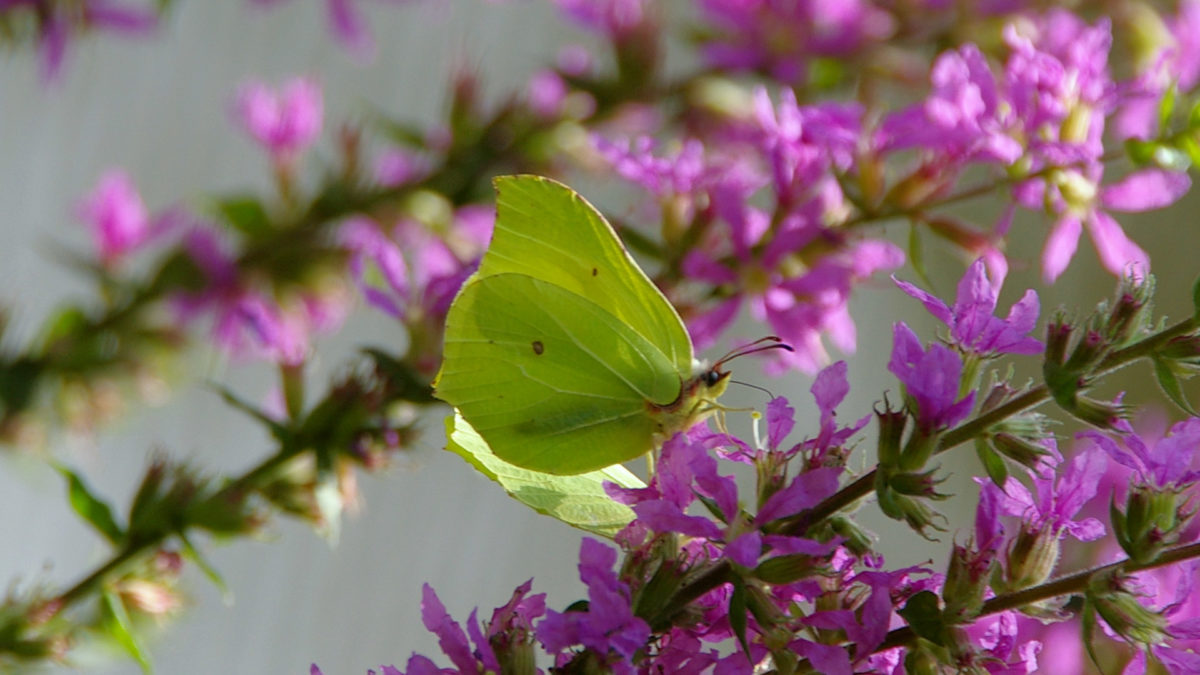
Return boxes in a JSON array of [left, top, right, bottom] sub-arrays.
[[233, 77, 323, 164], [172, 229, 327, 364], [695, 0, 894, 85], [13, 0, 158, 81], [339, 205, 493, 344], [537, 538, 650, 669], [887, 322, 975, 432], [984, 447, 1108, 543], [881, 44, 1021, 164], [893, 258, 1043, 357], [1122, 560, 1200, 675], [551, 0, 646, 37], [1082, 418, 1200, 489], [1027, 167, 1192, 282], [74, 169, 169, 265]]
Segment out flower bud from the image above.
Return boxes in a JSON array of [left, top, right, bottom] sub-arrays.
[[990, 433, 1053, 473], [1088, 572, 1168, 647], [875, 401, 907, 468], [1112, 485, 1187, 564], [1003, 525, 1060, 590], [942, 543, 993, 620]]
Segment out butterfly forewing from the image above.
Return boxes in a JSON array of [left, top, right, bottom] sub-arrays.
[[481, 176, 695, 378], [437, 273, 680, 474]]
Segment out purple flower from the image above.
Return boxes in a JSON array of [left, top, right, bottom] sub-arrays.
[[1082, 418, 1200, 489], [1029, 167, 1191, 282], [17, 0, 158, 81], [233, 77, 323, 164], [887, 322, 975, 432], [893, 258, 1043, 357], [752, 88, 861, 208], [74, 169, 171, 265], [551, 0, 646, 37], [985, 446, 1108, 543], [695, 0, 894, 85], [537, 538, 650, 666], [881, 44, 1021, 164], [172, 229, 337, 364]]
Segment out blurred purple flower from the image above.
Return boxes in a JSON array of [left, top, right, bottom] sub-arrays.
[[887, 322, 975, 432], [173, 229, 329, 364], [233, 77, 323, 164], [881, 44, 1021, 164], [8, 0, 159, 81], [551, 0, 646, 37], [696, 0, 893, 85], [1024, 167, 1191, 282], [75, 169, 174, 265], [893, 258, 1043, 357]]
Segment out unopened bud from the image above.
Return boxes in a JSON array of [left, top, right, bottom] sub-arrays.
[[991, 433, 1053, 473], [943, 544, 993, 620], [1088, 572, 1168, 646], [1113, 485, 1187, 564], [1004, 525, 1060, 590], [875, 400, 907, 468]]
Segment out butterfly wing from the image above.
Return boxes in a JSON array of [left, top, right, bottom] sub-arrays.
[[437, 273, 681, 474], [482, 175, 695, 377]]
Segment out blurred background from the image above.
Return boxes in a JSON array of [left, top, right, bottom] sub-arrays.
[[0, 1, 1196, 673]]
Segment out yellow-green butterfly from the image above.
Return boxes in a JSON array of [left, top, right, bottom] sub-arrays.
[[433, 175, 735, 475]]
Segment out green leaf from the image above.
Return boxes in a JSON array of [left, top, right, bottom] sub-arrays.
[[179, 533, 231, 604], [898, 590, 946, 645], [444, 412, 643, 538], [1189, 98, 1200, 130], [1158, 83, 1177, 135], [1181, 135, 1200, 167], [101, 590, 152, 673], [975, 440, 1008, 487], [907, 223, 933, 290], [55, 464, 124, 545], [210, 383, 291, 442], [1125, 138, 1158, 165], [1193, 274, 1200, 321], [1151, 356, 1198, 415], [728, 576, 752, 661], [212, 195, 272, 241]]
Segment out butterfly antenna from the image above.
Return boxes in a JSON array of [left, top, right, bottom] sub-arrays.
[[729, 379, 779, 399], [713, 336, 794, 370]]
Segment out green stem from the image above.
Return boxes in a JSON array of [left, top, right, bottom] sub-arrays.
[[875, 541, 1200, 653]]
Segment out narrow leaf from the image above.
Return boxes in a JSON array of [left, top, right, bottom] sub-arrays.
[[728, 576, 752, 661], [213, 195, 272, 240], [898, 591, 946, 645], [975, 440, 1008, 487], [209, 383, 290, 441], [55, 464, 124, 545], [1151, 356, 1198, 415], [1158, 83, 1177, 135], [179, 533, 231, 604], [102, 590, 152, 673]]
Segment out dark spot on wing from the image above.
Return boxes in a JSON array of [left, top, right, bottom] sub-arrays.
[[591, 267, 598, 276], [532, 340, 545, 355]]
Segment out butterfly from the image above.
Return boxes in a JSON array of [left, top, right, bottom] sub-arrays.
[[434, 175, 783, 475]]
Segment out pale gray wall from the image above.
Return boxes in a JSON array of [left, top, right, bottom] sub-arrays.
[[0, 2, 1185, 674]]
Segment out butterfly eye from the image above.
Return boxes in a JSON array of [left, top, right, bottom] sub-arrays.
[[703, 369, 724, 387]]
